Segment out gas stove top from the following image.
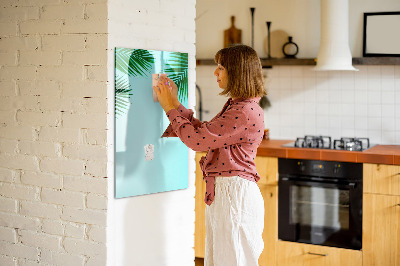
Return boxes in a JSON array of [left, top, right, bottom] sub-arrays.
[[283, 135, 374, 151]]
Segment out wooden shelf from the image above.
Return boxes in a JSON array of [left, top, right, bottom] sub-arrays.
[[352, 57, 400, 65], [196, 57, 400, 67], [260, 58, 316, 67]]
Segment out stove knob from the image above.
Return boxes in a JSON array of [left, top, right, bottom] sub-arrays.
[[298, 161, 305, 171], [334, 164, 341, 174]]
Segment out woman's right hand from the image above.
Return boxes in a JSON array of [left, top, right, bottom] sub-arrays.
[[163, 77, 180, 109]]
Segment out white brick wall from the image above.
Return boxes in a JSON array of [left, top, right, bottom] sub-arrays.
[[2, 0, 198, 264], [0, 0, 108, 265]]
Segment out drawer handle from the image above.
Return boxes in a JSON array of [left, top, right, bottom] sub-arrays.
[[307, 252, 328, 256]]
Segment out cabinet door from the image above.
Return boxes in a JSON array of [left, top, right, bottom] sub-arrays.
[[259, 185, 278, 266], [277, 241, 362, 266], [364, 164, 400, 196], [363, 193, 400, 266], [255, 156, 278, 186], [195, 152, 207, 258]]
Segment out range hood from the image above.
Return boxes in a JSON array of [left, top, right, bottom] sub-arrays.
[[314, 0, 358, 71]]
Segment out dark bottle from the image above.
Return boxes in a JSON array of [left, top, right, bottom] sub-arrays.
[[282, 36, 299, 58]]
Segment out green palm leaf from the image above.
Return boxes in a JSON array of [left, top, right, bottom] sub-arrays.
[[115, 48, 155, 77], [164, 52, 188, 102], [114, 48, 155, 118], [115, 75, 132, 118]]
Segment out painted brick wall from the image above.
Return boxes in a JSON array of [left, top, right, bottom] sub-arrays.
[[0, 1, 108, 265]]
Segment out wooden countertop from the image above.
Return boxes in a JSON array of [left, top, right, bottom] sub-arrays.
[[256, 139, 400, 165]]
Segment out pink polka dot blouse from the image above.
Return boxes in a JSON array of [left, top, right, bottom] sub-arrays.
[[162, 97, 265, 205]]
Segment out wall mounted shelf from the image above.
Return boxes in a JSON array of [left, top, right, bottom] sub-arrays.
[[196, 57, 400, 68]]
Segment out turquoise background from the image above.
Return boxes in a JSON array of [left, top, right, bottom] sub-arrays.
[[115, 48, 189, 199]]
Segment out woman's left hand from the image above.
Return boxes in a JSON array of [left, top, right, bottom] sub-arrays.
[[153, 77, 176, 113]]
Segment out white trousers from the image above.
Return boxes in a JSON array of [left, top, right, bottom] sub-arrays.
[[205, 176, 264, 266]]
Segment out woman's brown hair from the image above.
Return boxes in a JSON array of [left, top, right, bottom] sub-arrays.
[[214, 44, 266, 99]]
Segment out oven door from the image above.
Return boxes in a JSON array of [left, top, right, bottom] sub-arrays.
[[278, 176, 362, 250]]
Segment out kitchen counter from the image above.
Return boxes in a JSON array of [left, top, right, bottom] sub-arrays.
[[256, 139, 400, 165]]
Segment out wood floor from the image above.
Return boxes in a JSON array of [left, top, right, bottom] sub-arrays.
[[195, 257, 204, 266]]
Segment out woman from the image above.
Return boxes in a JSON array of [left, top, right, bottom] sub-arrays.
[[153, 44, 266, 266]]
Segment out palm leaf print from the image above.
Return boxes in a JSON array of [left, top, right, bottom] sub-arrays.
[[114, 48, 155, 118], [115, 48, 155, 77], [115, 75, 132, 118], [164, 52, 188, 102]]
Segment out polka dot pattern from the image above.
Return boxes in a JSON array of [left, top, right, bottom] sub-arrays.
[[161, 98, 265, 206]]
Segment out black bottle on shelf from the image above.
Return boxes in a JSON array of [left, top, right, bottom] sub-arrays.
[[282, 36, 299, 58]]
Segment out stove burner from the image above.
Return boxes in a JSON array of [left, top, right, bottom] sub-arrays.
[[287, 136, 372, 151], [295, 135, 332, 149], [333, 137, 370, 151]]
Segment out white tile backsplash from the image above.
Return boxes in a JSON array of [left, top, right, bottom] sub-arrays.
[[382, 105, 395, 118], [355, 117, 368, 130], [382, 78, 395, 91], [316, 89, 329, 103], [367, 91, 381, 105], [367, 77, 382, 91], [382, 90, 395, 104], [196, 65, 400, 144], [341, 89, 355, 104], [382, 117, 396, 131], [355, 104, 368, 117], [341, 104, 355, 116], [381, 66, 395, 77], [395, 66, 400, 78], [367, 104, 382, 118]]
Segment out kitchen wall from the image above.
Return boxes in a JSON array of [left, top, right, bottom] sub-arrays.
[[107, 0, 197, 265], [196, 0, 400, 144], [0, 0, 108, 265]]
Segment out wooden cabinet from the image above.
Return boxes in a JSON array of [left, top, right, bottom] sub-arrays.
[[363, 163, 400, 266], [255, 156, 278, 186], [276, 241, 362, 266], [195, 158, 400, 265], [363, 193, 400, 266], [195, 152, 207, 258], [363, 163, 400, 196], [259, 184, 278, 266], [256, 156, 278, 266]]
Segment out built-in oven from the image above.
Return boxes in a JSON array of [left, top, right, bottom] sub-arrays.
[[278, 158, 363, 250]]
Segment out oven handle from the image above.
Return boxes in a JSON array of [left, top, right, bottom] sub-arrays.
[[280, 177, 357, 189]]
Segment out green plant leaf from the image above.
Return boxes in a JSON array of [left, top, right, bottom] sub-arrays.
[[115, 48, 155, 77], [114, 48, 155, 118], [115, 74, 132, 118], [164, 52, 188, 102]]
